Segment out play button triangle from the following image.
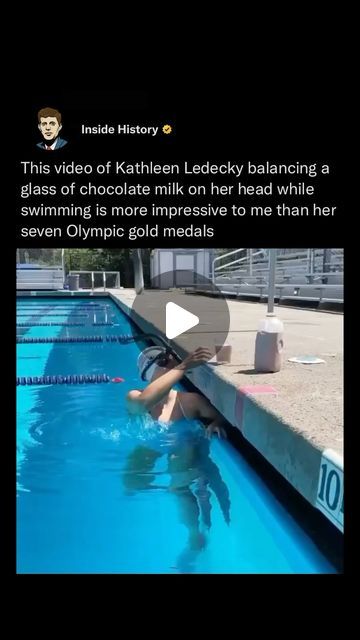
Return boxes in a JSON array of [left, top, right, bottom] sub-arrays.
[[166, 302, 199, 339]]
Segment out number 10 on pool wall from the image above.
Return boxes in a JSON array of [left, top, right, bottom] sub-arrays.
[[316, 450, 344, 532]]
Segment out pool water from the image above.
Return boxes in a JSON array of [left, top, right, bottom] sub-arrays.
[[16, 297, 336, 573]]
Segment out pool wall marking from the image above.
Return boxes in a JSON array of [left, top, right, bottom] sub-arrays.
[[316, 449, 343, 531]]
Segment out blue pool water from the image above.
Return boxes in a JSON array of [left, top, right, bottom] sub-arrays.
[[16, 297, 336, 573]]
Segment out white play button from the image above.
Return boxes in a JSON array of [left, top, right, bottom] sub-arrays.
[[130, 270, 230, 361], [166, 302, 199, 339]]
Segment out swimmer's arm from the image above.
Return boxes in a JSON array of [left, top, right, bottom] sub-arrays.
[[126, 348, 213, 414], [194, 395, 227, 439], [126, 367, 186, 414]]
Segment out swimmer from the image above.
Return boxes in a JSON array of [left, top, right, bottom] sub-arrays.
[[126, 345, 226, 438], [124, 345, 231, 572]]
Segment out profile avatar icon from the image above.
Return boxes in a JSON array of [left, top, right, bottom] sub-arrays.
[[37, 107, 68, 150]]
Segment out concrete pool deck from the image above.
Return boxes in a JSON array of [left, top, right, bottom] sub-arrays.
[[17, 288, 344, 532]]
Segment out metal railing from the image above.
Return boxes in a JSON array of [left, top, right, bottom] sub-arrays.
[[69, 271, 121, 291], [207, 249, 344, 305], [212, 249, 266, 280], [212, 249, 343, 284]]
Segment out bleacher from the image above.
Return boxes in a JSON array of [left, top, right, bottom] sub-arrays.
[[17, 266, 64, 290], [187, 249, 343, 309]]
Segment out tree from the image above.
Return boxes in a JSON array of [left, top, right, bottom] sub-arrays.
[[63, 248, 152, 287]]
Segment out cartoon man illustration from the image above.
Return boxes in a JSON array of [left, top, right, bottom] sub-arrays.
[[37, 107, 68, 150]]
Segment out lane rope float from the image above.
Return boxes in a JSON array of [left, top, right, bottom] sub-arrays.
[[17, 322, 114, 327], [16, 374, 126, 385]]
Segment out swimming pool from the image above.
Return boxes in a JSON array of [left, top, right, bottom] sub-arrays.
[[16, 297, 336, 573]]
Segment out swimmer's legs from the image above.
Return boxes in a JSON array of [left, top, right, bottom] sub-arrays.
[[201, 457, 231, 525], [194, 477, 212, 530], [171, 486, 207, 574]]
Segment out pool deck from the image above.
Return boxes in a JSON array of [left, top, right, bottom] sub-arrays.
[[17, 288, 344, 531]]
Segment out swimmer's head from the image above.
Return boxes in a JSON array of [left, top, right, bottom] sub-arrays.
[[137, 346, 176, 382]]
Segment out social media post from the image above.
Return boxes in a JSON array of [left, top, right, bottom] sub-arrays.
[[14, 92, 344, 575], [15, 91, 341, 248]]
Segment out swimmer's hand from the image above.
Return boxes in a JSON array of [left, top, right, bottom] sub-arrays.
[[205, 422, 227, 439], [178, 347, 213, 371]]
